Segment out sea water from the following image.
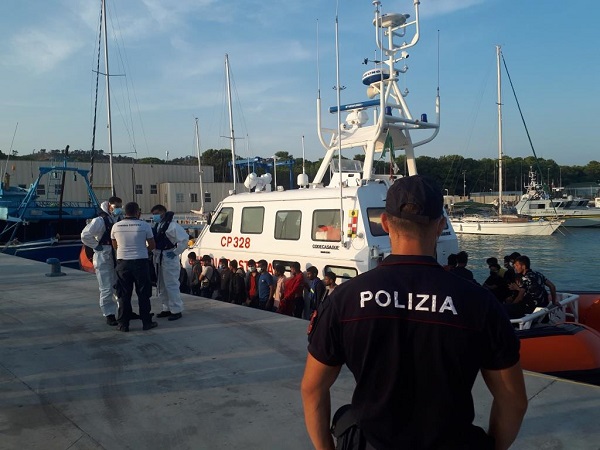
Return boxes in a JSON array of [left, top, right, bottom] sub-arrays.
[[457, 228, 600, 291]]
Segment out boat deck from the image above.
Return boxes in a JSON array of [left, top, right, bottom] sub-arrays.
[[1, 253, 599, 449]]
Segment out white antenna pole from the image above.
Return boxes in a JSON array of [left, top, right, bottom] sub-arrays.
[[195, 118, 204, 214], [334, 2, 344, 244], [496, 45, 503, 215], [225, 53, 237, 192], [101, 0, 115, 196], [302, 135, 306, 176]]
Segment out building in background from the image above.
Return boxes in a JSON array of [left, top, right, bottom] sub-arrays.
[[4, 161, 234, 214]]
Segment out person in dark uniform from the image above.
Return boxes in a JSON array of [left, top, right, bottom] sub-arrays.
[[301, 175, 527, 450]]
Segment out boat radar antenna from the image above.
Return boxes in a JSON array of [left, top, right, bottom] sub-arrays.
[[314, 0, 440, 187]]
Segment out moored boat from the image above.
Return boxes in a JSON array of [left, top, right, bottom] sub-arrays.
[[1, 152, 100, 267], [515, 169, 600, 227], [184, 1, 458, 276]]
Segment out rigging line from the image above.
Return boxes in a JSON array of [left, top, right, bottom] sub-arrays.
[[106, 0, 140, 156], [89, 7, 103, 188], [2, 122, 19, 179], [501, 53, 546, 189]]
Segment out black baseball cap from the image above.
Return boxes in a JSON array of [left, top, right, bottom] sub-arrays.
[[385, 175, 443, 224]]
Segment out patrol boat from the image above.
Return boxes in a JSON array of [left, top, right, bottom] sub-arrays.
[[183, 1, 459, 279]]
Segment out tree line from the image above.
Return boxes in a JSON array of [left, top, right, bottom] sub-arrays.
[[2, 148, 598, 195]]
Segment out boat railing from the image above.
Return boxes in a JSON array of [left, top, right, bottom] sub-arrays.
[[511, 292, 579, 330]]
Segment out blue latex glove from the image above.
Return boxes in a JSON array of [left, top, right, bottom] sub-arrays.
[[94, 244, 103, 251], [165, 251, 176, 260]]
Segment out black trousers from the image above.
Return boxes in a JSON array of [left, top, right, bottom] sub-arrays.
[[116, 259, 153, 326]]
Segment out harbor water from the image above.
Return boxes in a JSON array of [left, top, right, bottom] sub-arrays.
[[457, 228, 600, 291]]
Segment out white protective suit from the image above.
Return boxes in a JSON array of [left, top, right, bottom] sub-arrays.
[[80, 201, 117, 316], [153, 218, 189, 314]]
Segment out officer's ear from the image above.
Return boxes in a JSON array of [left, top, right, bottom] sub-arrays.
[[381, 213, 390, 234]]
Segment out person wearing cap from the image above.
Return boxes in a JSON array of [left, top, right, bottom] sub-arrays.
[[80, 196, 123, 326], [302, 175, 527, 450]]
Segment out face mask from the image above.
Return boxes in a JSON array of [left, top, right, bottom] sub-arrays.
[[219, 264, 226, 270], [249, 266, 256, 272], [152, 214, 162, 223], [257, 267, 263, 273], [112, 207, 122, 216]]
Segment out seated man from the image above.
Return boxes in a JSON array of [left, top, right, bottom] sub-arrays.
[[505, 255, 558, 319]]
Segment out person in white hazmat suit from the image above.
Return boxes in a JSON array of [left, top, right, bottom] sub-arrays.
[[80, 196, 123, 326], [150, 204, 189, 321]]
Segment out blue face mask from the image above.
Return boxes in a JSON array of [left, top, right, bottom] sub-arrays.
[[152, 214, 162, 223], [112, 207, 123, 216]]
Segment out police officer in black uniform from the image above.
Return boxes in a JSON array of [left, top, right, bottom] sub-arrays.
[[301, 175, 527, 450]]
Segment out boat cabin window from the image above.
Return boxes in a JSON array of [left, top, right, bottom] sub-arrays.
[[331, 159, 363, 173], [272, 260, 293, 274], [275, 210, 302, 240], [209, 207, 234, 233], [551, 201, 562, 208], [324, 265, 358, 283], [37, 184, 45, 195], [313, 209, 342, 242], [533, 203, 545, 210], [241, 207, 265, 234], [367, 208, 388, 236]]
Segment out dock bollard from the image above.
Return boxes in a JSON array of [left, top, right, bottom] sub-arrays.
[[46, 258, 66, 277]]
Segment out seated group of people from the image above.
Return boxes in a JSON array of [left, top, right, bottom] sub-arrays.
[[445, 251, 558, 319]]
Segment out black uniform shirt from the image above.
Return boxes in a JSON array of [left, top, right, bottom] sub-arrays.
[[308, 254, 520, 449]]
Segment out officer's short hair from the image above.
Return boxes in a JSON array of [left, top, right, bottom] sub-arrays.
[[124, 202, 140, 216], [188, 252, 197, 260], [108, 196, 122, 205]]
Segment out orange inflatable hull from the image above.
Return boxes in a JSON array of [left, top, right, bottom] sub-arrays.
[[518, 323, 600, 385], [573, 292, 600, 333]]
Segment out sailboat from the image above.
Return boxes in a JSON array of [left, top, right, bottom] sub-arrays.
[[450, 46, 562, 236], [79, 0, 119, 273]]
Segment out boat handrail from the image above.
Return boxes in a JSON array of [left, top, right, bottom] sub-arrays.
[[511, 292, 579, 330]]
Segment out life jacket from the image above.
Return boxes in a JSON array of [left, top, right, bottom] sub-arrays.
[[153, 211, 175, 250], [98, 213, 115, 245]]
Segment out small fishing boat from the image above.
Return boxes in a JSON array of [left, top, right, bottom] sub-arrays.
[[1, 151, 100, 267]]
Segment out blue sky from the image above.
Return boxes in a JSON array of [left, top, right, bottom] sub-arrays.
[[1, 0, 598, 166]]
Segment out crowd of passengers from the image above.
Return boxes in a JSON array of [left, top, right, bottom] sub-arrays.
[[180, 253, 337, 320], [177, 250, 559, 322]]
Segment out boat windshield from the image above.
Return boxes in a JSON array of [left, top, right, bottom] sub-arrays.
[[330, 159, 363, 173]]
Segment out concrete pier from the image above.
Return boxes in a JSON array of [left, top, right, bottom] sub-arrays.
[[0, 253, 598, 449]]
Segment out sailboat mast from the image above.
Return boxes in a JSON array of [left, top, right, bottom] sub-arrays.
[[225, 54, 237, 192], [195, 118, 205, 214], [496, 45, 503, 215], [101, 0, 115, 196]]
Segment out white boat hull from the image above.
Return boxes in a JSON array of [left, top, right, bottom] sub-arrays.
[[450, 218, 561, 236]]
